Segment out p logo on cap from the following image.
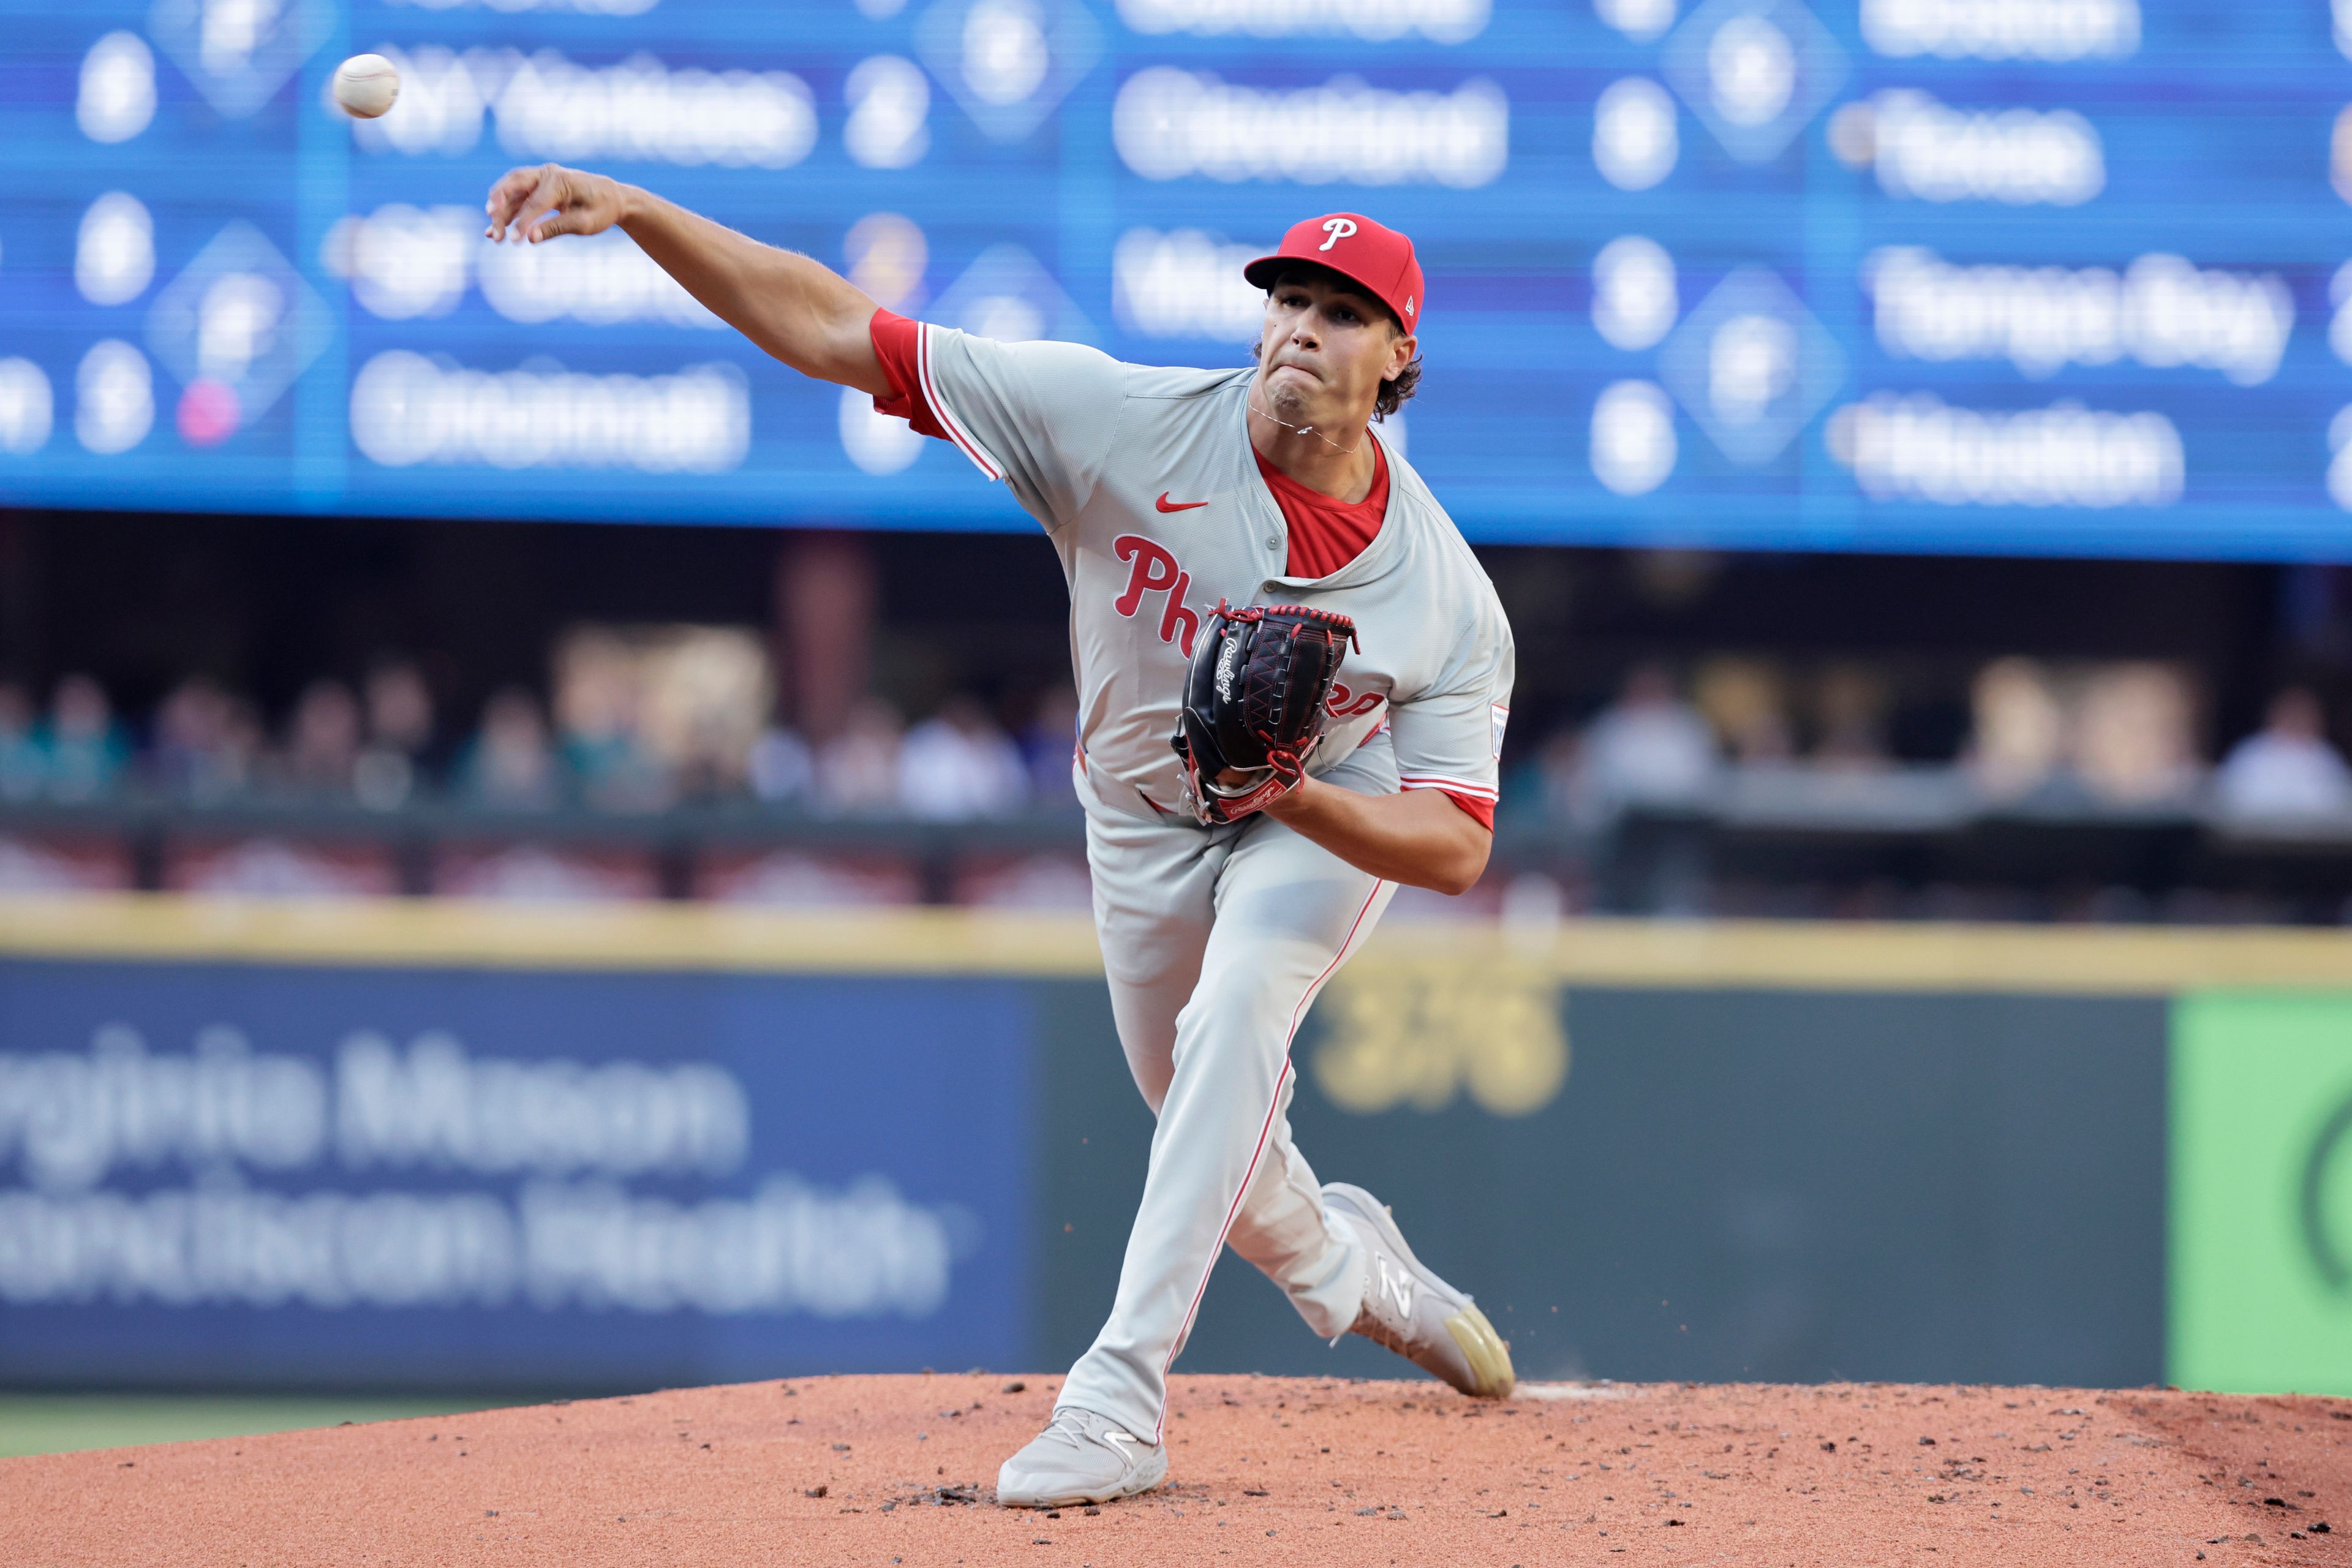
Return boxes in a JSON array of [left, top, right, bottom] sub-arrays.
[[1244, 212, 1426, 331]]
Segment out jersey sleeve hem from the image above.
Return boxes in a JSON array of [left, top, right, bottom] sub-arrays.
[[1400, 777, 1497, 832], [916, 324, 1008, 482], [1398, 771, 1498, 801], [866, 311, 1008, 482]]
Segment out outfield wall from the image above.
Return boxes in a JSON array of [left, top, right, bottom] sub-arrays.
[[0, 898, 2344, 1396]]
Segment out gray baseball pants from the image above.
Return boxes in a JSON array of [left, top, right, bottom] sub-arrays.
[[1056, 747, 1400, 1444]]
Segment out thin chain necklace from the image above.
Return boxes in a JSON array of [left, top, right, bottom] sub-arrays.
[[1246, 377, 1367, 456]]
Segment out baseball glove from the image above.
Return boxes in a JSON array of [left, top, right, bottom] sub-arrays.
[[1171, 601, 1358, 824]]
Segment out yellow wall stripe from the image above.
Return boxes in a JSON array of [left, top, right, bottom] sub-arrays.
[[0, 895, 1106, 976], [0, 894, 2348, 993]]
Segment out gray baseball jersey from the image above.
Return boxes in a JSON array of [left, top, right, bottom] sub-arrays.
[[889, 324, 1515, 821], [878, 318, 1515, 1444]]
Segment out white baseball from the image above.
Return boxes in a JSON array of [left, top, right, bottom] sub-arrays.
[[332, 54, 400, 119]]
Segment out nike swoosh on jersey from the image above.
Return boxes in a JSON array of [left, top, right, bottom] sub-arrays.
[[1155, 493, 1208, 512]]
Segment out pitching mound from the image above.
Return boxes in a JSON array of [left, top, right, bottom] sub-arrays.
[[7, 1374, 2348, 1566]]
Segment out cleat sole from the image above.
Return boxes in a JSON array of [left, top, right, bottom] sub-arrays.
[[1444, 1303, 1517, 1399]]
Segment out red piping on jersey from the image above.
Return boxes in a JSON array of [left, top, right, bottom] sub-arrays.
[[1398, 772, 1499, 800], [916, 323, 1001, 481], [1153, 875, 1388, 1444], [1280, 878, 1387, 1048], [869, 309, 955, 446]]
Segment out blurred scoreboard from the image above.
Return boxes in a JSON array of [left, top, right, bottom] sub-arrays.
[[3, 0, 2351, 560]]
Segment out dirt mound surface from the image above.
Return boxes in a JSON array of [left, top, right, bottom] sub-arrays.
[[7, 1374, 2348, 1566]]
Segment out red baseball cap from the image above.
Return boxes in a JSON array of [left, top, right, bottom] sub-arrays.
[[1243, 214, 1424, 333]]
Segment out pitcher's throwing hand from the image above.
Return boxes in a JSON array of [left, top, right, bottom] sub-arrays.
[[484, 163, 631, 245]]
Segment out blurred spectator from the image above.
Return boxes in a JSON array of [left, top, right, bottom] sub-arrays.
[[2216, 687, 2352, 819], [816, 698, 904, 813], [1574, 664, 1719, 813], [458, 687, 564, 809], [356, 659, 437, 809], [0, 681, 43, 801], [1017, 684, 1082, 808], [748, 720, 816, 805], [2073, 662, 2199, 805], [557, 631, 672, 812], [39, 674, 129, 801], [899, 696, 1030, 820], [282, 679, 363, 797], [150, 676, 257, 801], [1693, 658, 1793, 768], [1967, 658, 2065, 799], [635, 628, 771, 802], [674, 706, 751, 801], [1813, 665, 1893, 771]]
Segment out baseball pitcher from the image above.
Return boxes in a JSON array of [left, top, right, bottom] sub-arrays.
[[484, 168, 1519, 1508]]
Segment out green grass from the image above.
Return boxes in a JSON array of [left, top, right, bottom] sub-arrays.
[[0, 1395, 514, 1458]]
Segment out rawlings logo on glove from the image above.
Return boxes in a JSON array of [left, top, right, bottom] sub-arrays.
[[1170, 601, 1358, 825]]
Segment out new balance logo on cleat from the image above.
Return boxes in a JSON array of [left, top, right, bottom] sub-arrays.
[[1376, 1257, 1415, 1318]]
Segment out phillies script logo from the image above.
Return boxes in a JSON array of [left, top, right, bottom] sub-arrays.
[[1114, 535, 1202, 656]]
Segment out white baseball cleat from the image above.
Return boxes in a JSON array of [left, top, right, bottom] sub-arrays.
[[994, 1406, 1169, 1509], [1324, 1181, 1516, 1400]]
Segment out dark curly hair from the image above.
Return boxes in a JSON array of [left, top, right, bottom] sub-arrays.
[[1251, 267, 1423, 423], [1372, 353, 1422, 422]]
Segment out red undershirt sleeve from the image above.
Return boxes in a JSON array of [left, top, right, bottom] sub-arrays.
[[1432, 788, 1496, 832], [867, 308, 949, 442]]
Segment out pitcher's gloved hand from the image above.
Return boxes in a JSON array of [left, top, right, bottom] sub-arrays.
[[1170, 601, 1357, 825]]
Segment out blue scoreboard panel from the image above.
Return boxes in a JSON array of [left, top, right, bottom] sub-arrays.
[[2, 0, 2348, 559]]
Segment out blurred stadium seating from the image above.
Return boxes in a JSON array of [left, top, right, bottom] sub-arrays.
[[4, 525, 2348, 921]]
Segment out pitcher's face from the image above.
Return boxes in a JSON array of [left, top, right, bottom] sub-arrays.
[[1256, 267, 1415, 427]]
